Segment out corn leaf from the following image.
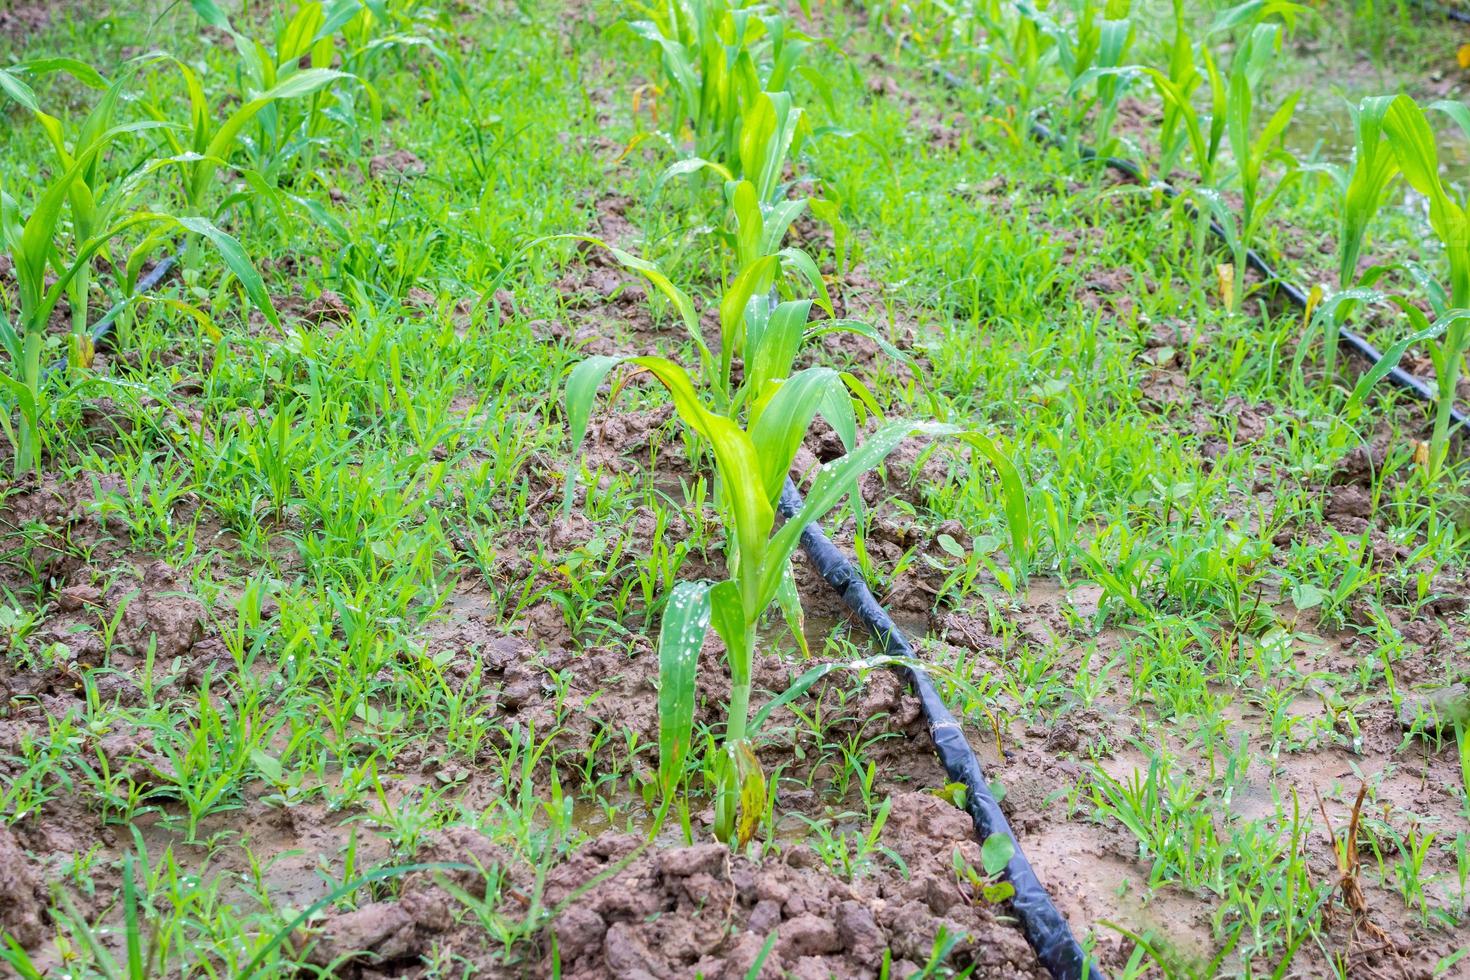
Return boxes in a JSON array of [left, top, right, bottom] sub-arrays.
[[173, 215, 279, 328], [773, 561, 808, 659], [963, 432, 1031, 571], [774, 247, 830, 317], [744, 298, 810, 398], [657, 581, 712, 802], [732, 740, 766, 847], [748, 366, 847, 503]]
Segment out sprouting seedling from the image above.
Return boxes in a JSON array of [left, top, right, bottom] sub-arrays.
[[1377, 95, 1470, 478], [0, 150, 277, 479], [565, 349, 961, 844], [182, 0, 379, 183], [628, 0, 812, 171]]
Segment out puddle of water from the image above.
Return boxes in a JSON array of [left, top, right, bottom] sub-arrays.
[[1287, 99, 1470, 175], [756, 611, 851, 658]]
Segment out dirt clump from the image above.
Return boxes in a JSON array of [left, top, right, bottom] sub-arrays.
[[369, 149, 426, 179], [340, 792, 1045, 978], [0, 825, 47, 949], [535, 792, 1045, 979], [0, 3, 51, 43]]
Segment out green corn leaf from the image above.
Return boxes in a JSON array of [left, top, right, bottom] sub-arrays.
[[279, 2, 327, 64], [777, 246, 832, 317], [748, 366, 847, 503], [538, 235, 710, 374], [1250, 93, 1299, 181], [659, 156, 734, 190], [1430, 99, 1470, 143], [719, 255, 778, 387], [570, 355, 773, 603], [657, 581, 712, 802], [759, 198, 807, 256], [1205, 49, 1227, 169], [1344, 318, 1446, 412], [1383, 96, 1449, 206], [728, 179, 764, 267], [709, 579, 750, 682], [806, 318, 910, 366], [173, 215, 279, 328], [561, 353, 624, 515], [0, 67, 40, 112], [189, 0, 233, 29], [1339, 96, 1399, 289], [818, 373, 858, 451], [10, 57, 108, 90], [773, 561, 808, 659], [198, 69, 353, 199], [745, 298, 810, 398]]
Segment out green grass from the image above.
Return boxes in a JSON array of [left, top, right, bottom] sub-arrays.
[[1, 0, 1469, 977]]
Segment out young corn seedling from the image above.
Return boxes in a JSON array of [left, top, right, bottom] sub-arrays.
[[143, 62, 356, 215], [1027, 0, 1138, 154], [0, 59, 170, 345], [184, 0, 376, 184], [1213, 19, 1301, 312], [1378, 95, 1470, 478], [629, 0, 811, 176], [566, 351, 959, 845], [1317, 95, 1402, 389], [0, 90, 277, 476]]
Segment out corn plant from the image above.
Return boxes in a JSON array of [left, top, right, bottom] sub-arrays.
[[1377, 96, 1470, 478], [0, 58, 174, 344], [0, 75, 278, 476], [143, 61, 353, 215], [1024, 0, 1137, 153], [1213, 21, 1301, 311], [567, 351, 958, 843], [182, 0, 373, 187], [629, 0, 811, 175], [1317, 95, 1402, 388]]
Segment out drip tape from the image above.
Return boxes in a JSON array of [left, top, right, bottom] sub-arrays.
[[915, 52, 1470, 437], [778, 478, 1104, 980], [1409, 0, 1470, 24]]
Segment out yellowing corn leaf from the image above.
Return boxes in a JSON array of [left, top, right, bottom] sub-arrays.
[[1303, 284, 1323, 331], [1216, 263, 1235, 310], [732, 740, 766, 847], [1414, 440, 1430, 468], [73, 333, 95, 370], [1458, 44, 1470, 70]]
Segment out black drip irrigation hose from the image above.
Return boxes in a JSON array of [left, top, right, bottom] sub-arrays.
[[917, 54, 1470, 436], [1408, 0, 1470, 24], [778, 478, 1104, 980], [40, 248, 183, 381]]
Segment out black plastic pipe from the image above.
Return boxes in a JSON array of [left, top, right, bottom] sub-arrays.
[[917, 54, 1470, 436], [1407, 0, 1470, 24], [778, 478, 1104, 980]]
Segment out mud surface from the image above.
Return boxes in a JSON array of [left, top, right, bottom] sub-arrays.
[[300, 792, 1048, 978]]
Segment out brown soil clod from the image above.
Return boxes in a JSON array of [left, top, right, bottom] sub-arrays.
[[0, 824, 48, 949]]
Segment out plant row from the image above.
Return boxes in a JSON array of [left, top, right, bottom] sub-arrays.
[[873, 0, 1470, 476]]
